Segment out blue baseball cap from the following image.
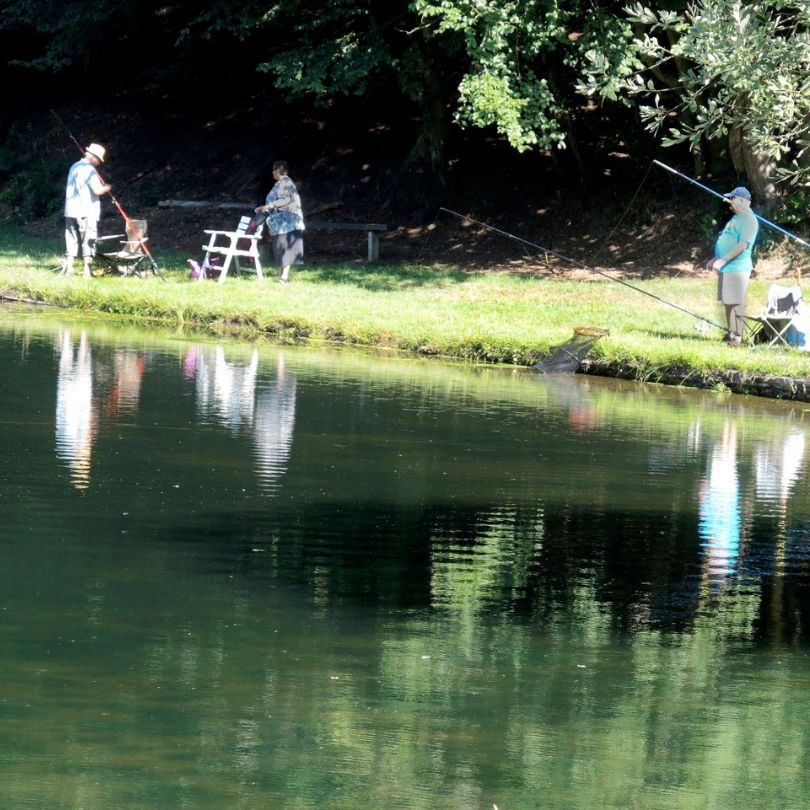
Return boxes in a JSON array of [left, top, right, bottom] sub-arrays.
[[723, 186, 751, 200]]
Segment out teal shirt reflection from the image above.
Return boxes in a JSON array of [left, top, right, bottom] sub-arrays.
[[699, 421, 740, 577]]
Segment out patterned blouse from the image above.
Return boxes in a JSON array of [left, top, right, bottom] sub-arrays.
[[264, 175, 305, 236]]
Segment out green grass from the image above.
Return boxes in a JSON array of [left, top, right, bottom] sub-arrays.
[[2, 228, 810, 390]]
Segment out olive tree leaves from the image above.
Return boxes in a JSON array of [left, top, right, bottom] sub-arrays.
[[580, 1, 810, 188]]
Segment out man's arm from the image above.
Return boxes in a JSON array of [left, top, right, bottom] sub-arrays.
[[89, 173, 111, 197]]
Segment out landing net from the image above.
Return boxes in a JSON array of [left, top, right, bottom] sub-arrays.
[[534, 326, 610, 374]]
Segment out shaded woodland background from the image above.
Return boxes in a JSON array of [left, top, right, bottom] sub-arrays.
[[0, 1, 804, 275]]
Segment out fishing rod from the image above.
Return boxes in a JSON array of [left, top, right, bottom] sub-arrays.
[[653, 159, 810, 251], [440, 207, 728, 333], [51, 109, 163, 278]]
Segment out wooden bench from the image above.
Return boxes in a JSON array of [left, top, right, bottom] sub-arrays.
[[158, 200, 387, 262], [306, 220, 387, 262]]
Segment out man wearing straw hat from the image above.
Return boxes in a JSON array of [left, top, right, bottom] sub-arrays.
[[706, 186, 759, 345], [62, 143, 111, 277]]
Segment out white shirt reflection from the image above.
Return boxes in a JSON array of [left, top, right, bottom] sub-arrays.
[[55, 330, 95, 489]]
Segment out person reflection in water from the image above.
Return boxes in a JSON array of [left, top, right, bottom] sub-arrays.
[[754, 426, 806, 558], [253, 353, 297, 495], [754, 429, 806, 508], [698, 420, 741, 578], [194, 347, 259, 431], [104, 350, 146, 421], [55, 329, 96, 489], [188, 346, 296, 493]]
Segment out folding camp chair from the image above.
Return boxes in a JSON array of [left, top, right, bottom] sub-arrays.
[[94, 219, 163, 279], [200, 214, 265, 283], [739, 284, 803, 348]]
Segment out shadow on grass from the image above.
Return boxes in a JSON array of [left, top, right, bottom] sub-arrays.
[[644, 329, 749, 347], [145, 261, 478, 290], [296, 263, 478, 291]]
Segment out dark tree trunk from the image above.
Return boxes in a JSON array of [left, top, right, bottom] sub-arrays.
[[367, 3, 451, 217], [406, 33, 449, 183], [729, 125, 778, 212]]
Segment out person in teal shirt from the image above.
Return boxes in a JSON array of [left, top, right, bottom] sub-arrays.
[[706, 186, 759, 344]]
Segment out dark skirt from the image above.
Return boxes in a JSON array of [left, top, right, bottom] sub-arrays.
[[272, 230, 304, 267]]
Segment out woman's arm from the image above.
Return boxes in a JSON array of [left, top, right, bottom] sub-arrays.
[[256, 180, 293, 214]]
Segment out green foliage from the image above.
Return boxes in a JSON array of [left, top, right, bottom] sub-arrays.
[[257, 22, 391, 99], [580, 1, 810, 188], [779, 190, 810, 227], [413, 0, 584, 152], [0, 0, 139, 71], [178, 0, 274, 42], [188, 0, 619, 154], [576, 16, 642, 106], [4, 0, 810, 177], [455, 71, 563, 152], [0, 124, 64, 219], [243, 2, 413, 101]]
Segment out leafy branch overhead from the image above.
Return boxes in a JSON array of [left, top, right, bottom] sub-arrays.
[[579, 1, 810, 189], [248, 0, 595, 154], [0, 0, 808, 200]]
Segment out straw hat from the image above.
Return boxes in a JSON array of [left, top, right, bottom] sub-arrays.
[[85, 143, 106, 163]]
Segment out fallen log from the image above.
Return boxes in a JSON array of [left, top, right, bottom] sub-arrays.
[[1, 289, 50, 305]]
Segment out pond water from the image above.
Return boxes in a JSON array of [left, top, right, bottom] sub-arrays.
[[2, 310, 810, 809]]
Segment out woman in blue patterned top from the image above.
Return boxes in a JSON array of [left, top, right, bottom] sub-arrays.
[[255, 161, 305, 283]]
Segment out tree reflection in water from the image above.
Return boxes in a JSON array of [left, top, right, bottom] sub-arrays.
[[5, 321, 810, 808]]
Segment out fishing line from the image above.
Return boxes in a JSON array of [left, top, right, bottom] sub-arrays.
[[439, 207, 727, 332], [586, 161, 655, 268], [436, 206, 559, 271]]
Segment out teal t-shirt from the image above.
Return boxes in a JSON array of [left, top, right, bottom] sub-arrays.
[[714, 211, 759, 273]]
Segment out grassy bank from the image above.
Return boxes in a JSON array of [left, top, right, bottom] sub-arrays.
[[2, 229, 810, 398]]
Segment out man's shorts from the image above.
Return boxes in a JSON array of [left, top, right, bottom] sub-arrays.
[[717, 269, 750, 307], [65, 217, 98, 259]]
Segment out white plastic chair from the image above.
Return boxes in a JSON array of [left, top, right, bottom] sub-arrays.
[[200, 215, 265, 283]]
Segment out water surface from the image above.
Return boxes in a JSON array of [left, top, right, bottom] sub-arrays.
[[2, 310, 810, 809]]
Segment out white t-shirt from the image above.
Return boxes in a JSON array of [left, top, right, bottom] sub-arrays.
[[64, 159, 103, 220]]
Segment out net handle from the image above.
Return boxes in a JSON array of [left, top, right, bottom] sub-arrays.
[[573, 326, 610, 338]]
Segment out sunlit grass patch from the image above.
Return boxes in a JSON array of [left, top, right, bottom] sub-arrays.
[[2, 232, 809, 386]]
